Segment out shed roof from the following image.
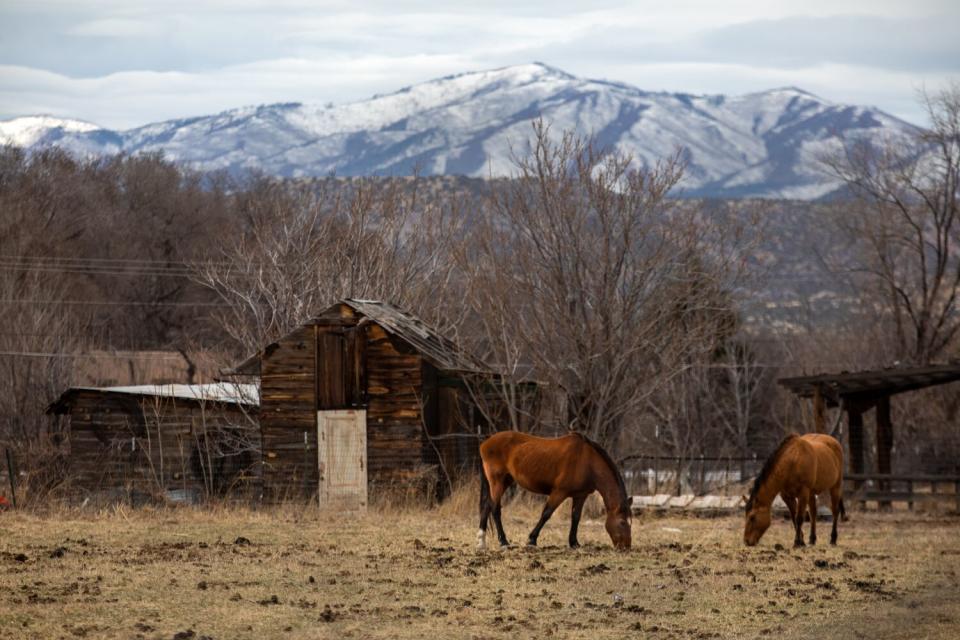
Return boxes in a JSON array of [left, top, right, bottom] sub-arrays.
[[225, 299, 489, 376], [778, 363, 960, 404], [337, 299, 487, 373], [48, 382, 259, 415]]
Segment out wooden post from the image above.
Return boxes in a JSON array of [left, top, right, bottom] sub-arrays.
[[699, 454, 705, 495], [812, 386, 827, 433], [653, 455, 659, 495], [876, 395, 893, 510], [847, 407, 864, 493], [5, 448, 17, 509], [724, 457, 730, 496]]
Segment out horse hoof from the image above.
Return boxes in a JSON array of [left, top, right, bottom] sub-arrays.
[[526, 540, 537, 547], [794, 540, 805, 548], [569, 543, 580, 549]]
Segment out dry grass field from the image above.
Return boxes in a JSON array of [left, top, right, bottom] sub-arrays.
[[1, 493, 959, 640]]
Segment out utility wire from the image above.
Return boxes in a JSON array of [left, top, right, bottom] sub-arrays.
[[0, 299, 229, 307]]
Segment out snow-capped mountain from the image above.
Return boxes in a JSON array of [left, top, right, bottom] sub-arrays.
[[0, 63, 918, 199], [0, 115, 103, 148]]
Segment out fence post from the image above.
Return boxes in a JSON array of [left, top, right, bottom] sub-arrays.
[[653, 455, 659, 494], [907, 479, 913, 511], [698, 454, 705, 495], [676, 457, 683, 497], [724, 457, 730, 496], [5, 448, 17, 509]]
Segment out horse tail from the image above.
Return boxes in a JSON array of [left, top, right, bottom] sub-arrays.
[[479, 466, 492, 527]]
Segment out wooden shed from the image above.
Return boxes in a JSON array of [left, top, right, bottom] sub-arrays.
[[229, 299, 498, 507], [779, 364, 960, 507], [47, 383, 259, 502]]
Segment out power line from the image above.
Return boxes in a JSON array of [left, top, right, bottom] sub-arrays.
[[0, 299, 229, 307], [0, 350, 185, 360], [0, 254, 231, 266]]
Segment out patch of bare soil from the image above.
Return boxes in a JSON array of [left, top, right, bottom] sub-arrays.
[[0, 507, 958, 639]]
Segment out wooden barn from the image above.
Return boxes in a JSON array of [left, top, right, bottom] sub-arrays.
[[228, 299, 502, 508], [47, 383, 259, 502]]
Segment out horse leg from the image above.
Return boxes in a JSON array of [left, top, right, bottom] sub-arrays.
[[527, 491, 566, 546], [490, 476, 512, 547], [783, 492, 797, 524], [807, 493, 817, 546], [568, 495, 587, 548], [477, 467, 494, 549], [793, 489, 809, 547], [782, 493, 799, 545], [829, 486, 842, 545]]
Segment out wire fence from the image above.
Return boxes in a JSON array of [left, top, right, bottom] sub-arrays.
[[621, 455, 763, 497]]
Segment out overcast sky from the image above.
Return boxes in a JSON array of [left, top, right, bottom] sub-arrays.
[[1, 1, 957, 129]]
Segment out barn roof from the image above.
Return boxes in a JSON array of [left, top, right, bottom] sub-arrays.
[[224, 299, 489, 376], [47, 382, 259, 414], [778, 363, 960, 404]]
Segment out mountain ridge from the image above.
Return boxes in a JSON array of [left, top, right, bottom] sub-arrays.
[[0, 63, 918, 199]]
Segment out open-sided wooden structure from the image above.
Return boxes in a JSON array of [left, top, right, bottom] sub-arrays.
[[229, 299, 498, 505], [778, 364, 960, 506], [47, 383, 258, 502]]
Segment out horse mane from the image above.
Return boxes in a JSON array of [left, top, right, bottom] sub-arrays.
[[746, 433, 799, 511], [578, 433, 630, 513]]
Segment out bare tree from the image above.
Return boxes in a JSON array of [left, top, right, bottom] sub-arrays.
[[0, 148, 93, 497], [822, 83, 960, 364], [194, 175, 468, 358], [461, 122, 750, 447]]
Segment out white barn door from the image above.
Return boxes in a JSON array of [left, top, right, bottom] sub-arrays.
[[317, 410, 367, 512]]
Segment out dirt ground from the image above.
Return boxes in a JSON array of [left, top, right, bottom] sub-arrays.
[[1, 500, 958, 640]]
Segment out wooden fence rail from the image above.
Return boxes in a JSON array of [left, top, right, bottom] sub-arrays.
[[844, 473, 960, 510]]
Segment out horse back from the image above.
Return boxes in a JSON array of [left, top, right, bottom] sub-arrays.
[[479, 431, 592, 495], [797, 434, 843, 491]]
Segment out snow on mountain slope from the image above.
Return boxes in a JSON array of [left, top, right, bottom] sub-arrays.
[[0, 116, 102, 148], [0, 63, 919, 199]]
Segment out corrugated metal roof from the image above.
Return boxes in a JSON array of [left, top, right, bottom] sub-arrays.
[[339, 299, 489, 373], [48, 382, 259, 414]]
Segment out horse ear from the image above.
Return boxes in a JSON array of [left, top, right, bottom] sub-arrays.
[[740, 495, 748, 505], [627, 496, 633, 506]]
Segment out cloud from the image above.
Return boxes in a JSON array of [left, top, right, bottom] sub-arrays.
[[0, 1, 957, 128], [67, 18, 155, 38], [698, 15, 960, 72]]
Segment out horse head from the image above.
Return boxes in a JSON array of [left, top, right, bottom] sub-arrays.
[[742, 495, 771, 546], [606, 497, 632, 550]]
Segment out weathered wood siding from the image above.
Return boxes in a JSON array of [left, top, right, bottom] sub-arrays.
[[259, 324, 318, 497], [65, 391, 254, 499], [365, 323, 427, 487]]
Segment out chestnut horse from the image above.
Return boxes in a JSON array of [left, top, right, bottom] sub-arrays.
[[478, 431, 632, 550], [743, 433, 845, 547]]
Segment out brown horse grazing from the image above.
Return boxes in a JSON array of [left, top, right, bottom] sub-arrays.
[[478, 431, 632, 550], [743, 433, 845, 547]]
